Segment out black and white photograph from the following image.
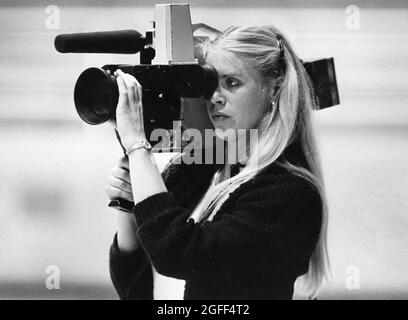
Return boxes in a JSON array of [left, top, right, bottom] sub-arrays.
[[0, 0, 407, 302]]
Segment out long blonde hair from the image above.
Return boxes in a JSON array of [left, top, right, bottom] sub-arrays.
[[190, 25, 330, 298]]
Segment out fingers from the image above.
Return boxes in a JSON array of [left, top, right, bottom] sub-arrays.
[[120, 70, 142, 100], [118, 156, 129, 171], [110, 167, 131, 184], [107, 175, 133, 194], [116, 70, 136, 108], [106, 166, 134, 201], [114, 69, 146, 142], [105, 184, 134, 202], [115, 69, 142, 107], [116, 75, 129, 110]]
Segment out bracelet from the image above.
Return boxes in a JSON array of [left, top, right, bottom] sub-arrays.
[[125, 139, 152, 156]]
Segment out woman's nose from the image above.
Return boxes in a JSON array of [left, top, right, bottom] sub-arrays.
[[210, 87, 226, 105]]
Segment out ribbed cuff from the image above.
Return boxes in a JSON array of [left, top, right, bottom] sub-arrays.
[[110, 233, 141, 272], [132, 192, 178, 227], [110, 232, 140, 260]]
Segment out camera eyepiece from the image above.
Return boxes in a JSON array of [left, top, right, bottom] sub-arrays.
[[201, 64, 218, 100]]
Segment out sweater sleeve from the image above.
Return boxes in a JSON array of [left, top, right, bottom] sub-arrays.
[[133, 174, 323, 284], [109, 233, 153, 299], [108, 158, 184, 300]]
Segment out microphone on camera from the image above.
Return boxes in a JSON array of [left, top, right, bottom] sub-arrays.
[[54, 30, 146, 54]]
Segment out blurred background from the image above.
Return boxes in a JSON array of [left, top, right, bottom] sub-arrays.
[[0, 0, 407, 299]]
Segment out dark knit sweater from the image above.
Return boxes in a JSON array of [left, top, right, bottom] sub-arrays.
[[109, 158, 322, 300]]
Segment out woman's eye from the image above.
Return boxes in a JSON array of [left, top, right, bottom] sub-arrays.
[[225, 78, 240, 88]]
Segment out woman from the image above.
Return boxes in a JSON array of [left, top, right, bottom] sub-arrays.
[[106, 25, 329, 300]]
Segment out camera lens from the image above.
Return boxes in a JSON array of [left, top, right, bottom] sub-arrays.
[[74, 68, 118, 125], [90, 78, 114, 116]]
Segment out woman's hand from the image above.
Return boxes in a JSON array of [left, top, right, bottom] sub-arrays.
[[114, 69, 146, 151], [105, 156, 134, 203], [108, 156, 141, 254]]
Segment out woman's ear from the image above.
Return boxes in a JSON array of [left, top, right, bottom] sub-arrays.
[[265, 77, 283, 111], [265, 77, 280, 104], [271, 76, 283, 97]]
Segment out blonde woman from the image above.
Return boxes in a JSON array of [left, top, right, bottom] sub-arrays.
[[106, 25, 329, 300]]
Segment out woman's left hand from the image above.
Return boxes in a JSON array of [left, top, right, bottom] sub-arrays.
[[114, 69, 147, 151]]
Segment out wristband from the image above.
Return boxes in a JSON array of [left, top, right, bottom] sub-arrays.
[[108, 199, 134, 213]]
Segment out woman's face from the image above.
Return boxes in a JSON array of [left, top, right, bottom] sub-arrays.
[[205, 49, 271, 139]]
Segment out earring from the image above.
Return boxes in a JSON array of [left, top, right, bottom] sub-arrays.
[[270, 100, 276, 111]]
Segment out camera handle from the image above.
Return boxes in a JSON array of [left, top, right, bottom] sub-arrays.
[[107, 129, 135, 213]]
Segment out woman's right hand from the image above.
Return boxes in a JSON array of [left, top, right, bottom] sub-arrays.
[[108, 156, 140, 253], [106, 156, 134, 203]]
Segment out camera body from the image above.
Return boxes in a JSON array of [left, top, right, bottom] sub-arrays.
[[54, 4, 217, 150], [55, 3, 339, 152], [74, 63, 217, 143]]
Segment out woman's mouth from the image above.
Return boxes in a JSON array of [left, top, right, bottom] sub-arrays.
[[211, 113, 230, 121]]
